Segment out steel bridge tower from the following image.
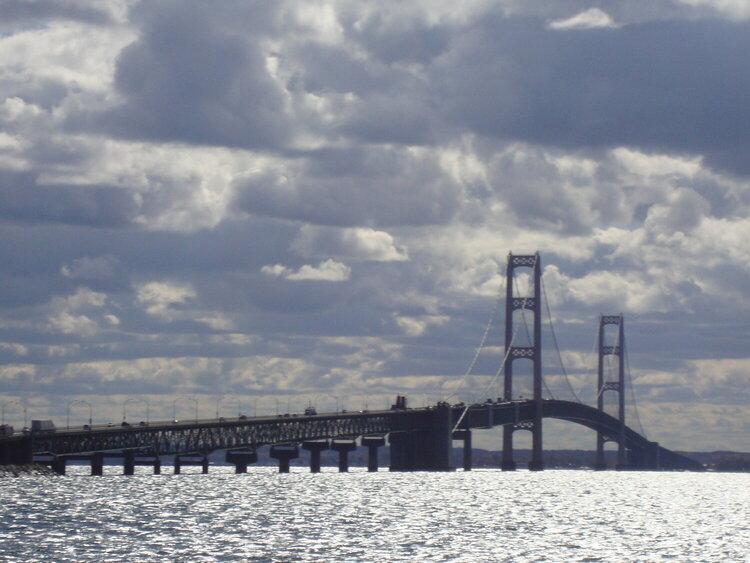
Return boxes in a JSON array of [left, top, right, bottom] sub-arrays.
[[595, 314, 626, 469], [501, 252, 544, 471]]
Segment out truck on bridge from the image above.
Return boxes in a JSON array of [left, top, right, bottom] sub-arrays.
[[31, 420, 56, 432]]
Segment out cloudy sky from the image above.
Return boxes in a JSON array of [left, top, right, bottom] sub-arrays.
[[1, 0, 749, 453]]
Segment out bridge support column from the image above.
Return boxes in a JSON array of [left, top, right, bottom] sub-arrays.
[[453, 429, 472, 471], [362, 436, 385, 472], [331, 439, 357, 472], [51, 456, 66, 476], [389, 406, 454, 472], [595, 435, 608, 470], [0, 437, 32, 465], [226, 449, 258, 474], [132, 455, 161, 474], [123, 450, 135, 475], [388, 431, 409, 471], [529, 419, 544, 471], [91, 452, 103, 476], [431, 403, 454, 471], [174, 454, 209, 474], [302, 440, 329, 473], [270, 444, 299, 473], [501, 427, 516, 471]]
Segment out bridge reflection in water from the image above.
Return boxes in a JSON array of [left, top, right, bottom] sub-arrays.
[[0, 398, 702, 475]]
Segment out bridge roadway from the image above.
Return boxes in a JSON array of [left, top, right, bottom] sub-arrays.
[[0, 399, 703, 473]]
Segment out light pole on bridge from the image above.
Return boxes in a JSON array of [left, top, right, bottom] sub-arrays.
[[215, 396, 241, 419], [329, 395, 341, 413], [1, 400, 26, 427], [66, 399, 92, 429], [172, 396, 199, 422], [122, 397, 150, 424]]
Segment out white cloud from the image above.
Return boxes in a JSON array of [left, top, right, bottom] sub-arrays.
[[286, 259, 350, 281], [135, 281, 196, 319], [261, 264, 291, 277], [548, 8, 617, 30], [292, 225, 409, 261], [677, 0, 750, 19], [45, 287, 109, 337], [61, 255, 118, 279], [395, 314, 449, 336], [262, 259, 351, 282]]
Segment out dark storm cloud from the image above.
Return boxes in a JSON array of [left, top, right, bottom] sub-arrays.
[[286, 38, 438, 144], [0, 171, 139, 228], [344, 12, 451, 66], [435, 16, 750, 176], [0, 0, 113, 25], [0, 77, 68, 110], [100, 1, 289, 149], [233, 147, 461, 227]]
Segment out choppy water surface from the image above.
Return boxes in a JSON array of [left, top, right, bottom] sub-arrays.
[[1, 467, 748, 562]]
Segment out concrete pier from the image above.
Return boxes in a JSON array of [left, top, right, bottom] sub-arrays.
[[389, 405, 454, 471], [501, 426, 516, 471], [331, 439, 357, 472], [131, 455, 161, 474], [174, 454, 209, 474], [388, 431, 409, 471], [0, 437, 32, 465], [51, 456, 66, 475], [361, 435, 385, 472], [123, 450, 135, 475], [453, 429, 472, 471], [269, 444, 299, 473], [225, 448, 258, 473], [301, 440, 329, 473], [91, 452, 104, 476]]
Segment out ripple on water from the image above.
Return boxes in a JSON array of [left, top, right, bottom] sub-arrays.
[[0, 467, 748, 562]]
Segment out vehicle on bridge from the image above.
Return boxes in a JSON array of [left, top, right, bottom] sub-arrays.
[[31, 420, 55, 432]]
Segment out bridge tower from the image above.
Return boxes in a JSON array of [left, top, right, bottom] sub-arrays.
[[595, 314, 626, 469], [501, 252, 543, 471]]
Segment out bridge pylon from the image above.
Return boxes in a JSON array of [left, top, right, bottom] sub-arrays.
[[501, 252, 543, 471], [595, 314, 626, 469]]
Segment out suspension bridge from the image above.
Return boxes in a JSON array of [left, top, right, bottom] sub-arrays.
[[0, 253, 704, 474]]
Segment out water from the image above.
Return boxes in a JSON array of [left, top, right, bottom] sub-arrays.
[[1, 467, 748, 562]]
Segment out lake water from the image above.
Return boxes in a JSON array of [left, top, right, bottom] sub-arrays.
[[1, 467, 748, 562]]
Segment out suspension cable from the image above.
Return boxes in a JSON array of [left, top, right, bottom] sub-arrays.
[[452, 323, 520, 432], [578, 319, 600, 405], [540, 275, 580, 402], [444, 277, 504, 402], [623, 337, 648, 439]]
